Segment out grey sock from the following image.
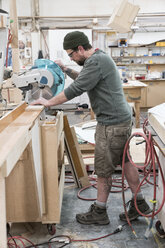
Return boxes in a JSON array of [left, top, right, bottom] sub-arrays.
[[96, 200, 106, 208], [132, 192, 144, 200]]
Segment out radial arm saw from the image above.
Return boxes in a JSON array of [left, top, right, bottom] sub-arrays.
[[12, 59, 65, 103]]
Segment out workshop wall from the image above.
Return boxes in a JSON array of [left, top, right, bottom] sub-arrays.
[[39, 0, 165, 16], [1, 0, 165, 106], [1, 0, 165, 17]]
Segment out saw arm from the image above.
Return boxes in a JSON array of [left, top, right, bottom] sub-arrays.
[[12, 59, 65, 103]]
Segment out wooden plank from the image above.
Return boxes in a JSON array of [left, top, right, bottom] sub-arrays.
[[31, 119, 45, 215], [64, 115, 83, 178], [157, 152, 165, 231], [58, 164, 65, 220], [1, 107, 65, 229], [0, 171, 7, 248], [148, 111, 165, 145], [55, 111, 64, 147], [63, 115, 90, 187], [58, 131, 64, 164], [10, 0, 19, 48], [6, 142, 41, 222], [141, 80, 165, 108], [71, 127, 90, 187], [0, 102, 27, 133], [9, 0, 19, 73], [123, 87, 141, 128], [0, 105, 44, 177], [64, 138, 81, 188], [0, 104, 44, 244], [146, 81, 165, 107], [90, 108, 95, 119], [79, 143, 95, 153], [0, 127, 31, 177], [134, 101, 140, 128], [41, 112, 63, 223], [153, 136, 165, 157]]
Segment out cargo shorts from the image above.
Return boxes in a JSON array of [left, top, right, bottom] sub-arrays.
[[94, 120, 132, 177]]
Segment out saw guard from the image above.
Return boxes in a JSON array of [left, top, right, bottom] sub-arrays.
[[33, 59, 65, 97]]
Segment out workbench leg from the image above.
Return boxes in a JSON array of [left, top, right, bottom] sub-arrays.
[[0, 172, 7, 248], [134, 101, 140, 128]]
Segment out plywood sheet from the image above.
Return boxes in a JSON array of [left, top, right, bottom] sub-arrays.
[[6, 143, 41, 222], [148, 103, 165, 144], [64, 115, 90, 187], [0, 102, 26, 133], [0, 104, 44, 176], [41, 112, 64, 223], [157, 152, 165, 231]]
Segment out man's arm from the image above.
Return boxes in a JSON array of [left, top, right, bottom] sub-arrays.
[[55, 59, 79, 80], [63, 67, 79, 80], [30, 91, 68, 107]]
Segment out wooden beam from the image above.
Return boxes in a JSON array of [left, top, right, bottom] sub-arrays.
[[9, 0, 20, 72], [0, 171, 7, 248], [63, 115, 90, 187], [0, 102, 27, 133], [10, 0, 19, 49], [6, 142, 41, 222], [0, 104, 44, 244], [64, 138, 81, 188], [71, 126, 90, 187], [148, 111, 165, 145], [41, 112, 64, 223], [0, 127, 31, 177], [31, 119, 45, 215], [79, 143, 95, 153], [0, 104, 44, 177]]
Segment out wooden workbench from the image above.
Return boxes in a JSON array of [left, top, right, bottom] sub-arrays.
[[148, 105, 165, 234], [0, 102, 65, 247], [0, 102, 43, 247], [141, 79, 165, 108], [123, 80, 147, 128]]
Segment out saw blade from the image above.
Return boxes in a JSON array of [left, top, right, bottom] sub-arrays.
[[31, 85, 53, 100]]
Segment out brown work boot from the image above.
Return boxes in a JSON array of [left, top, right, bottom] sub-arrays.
[[76, 203, 110, 225], [119, 198, 152, 221]]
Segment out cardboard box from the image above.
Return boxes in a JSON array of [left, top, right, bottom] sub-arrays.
[[156, 42, 165, 47], [107, 0, 140, 33]]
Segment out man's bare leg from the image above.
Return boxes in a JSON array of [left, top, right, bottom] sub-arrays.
[[97, 176, 112, 203]]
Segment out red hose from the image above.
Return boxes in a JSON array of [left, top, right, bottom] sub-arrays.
[[122, 119, 165, 235]]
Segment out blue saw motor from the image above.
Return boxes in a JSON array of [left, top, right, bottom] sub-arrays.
[[33, 59, 65, 96]]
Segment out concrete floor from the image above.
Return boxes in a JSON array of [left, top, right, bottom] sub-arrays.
[[10, 178, 165, 248], [9, 109, 165, 248]]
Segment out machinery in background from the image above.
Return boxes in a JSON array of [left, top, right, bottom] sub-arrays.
[[12, 59, 65, 103]]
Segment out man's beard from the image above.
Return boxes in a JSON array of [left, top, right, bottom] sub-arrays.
[[76, 57, 86, 66]]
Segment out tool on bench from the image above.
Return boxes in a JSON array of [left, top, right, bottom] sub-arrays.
[[12, 59, 65, 103]]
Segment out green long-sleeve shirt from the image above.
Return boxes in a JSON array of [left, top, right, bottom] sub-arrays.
[[64, 49, 132, 125]]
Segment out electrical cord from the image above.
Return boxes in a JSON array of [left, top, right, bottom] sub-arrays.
[[70, 223, 127, 243], [8, 235, 71, 248], [8, 232, 17, 247], [7, 235, 36, 247], [7, 223, 128, 248]]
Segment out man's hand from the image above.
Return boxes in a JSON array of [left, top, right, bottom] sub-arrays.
[[30, 97, 49, 107], [55, 59, 66, 72], [30, 92, 68, 107]]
